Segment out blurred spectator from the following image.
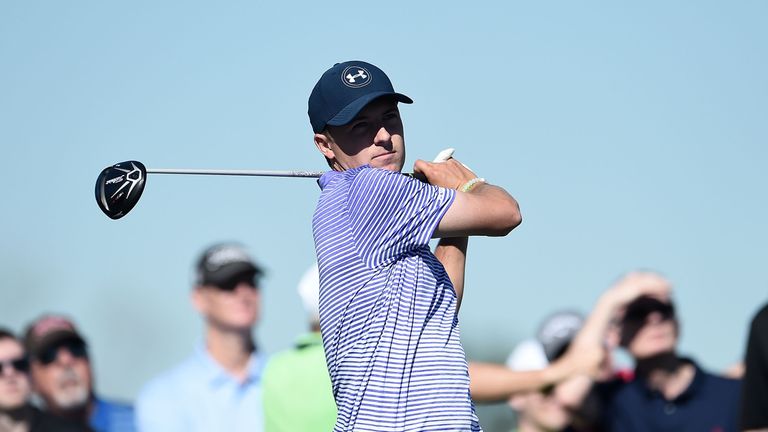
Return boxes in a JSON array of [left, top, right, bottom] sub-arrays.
[[740, 302, 768, 432], [505, 312, 595, 432], [468, 271, 671, 431], [136, 243, 267, 432], [585, 272, 741, 432], [24, 315, 135, 432], [261, 263, 336, 432], [1, 327, 90, 432]]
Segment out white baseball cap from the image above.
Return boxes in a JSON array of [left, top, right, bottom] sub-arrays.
[[297, 263, 320, 323]]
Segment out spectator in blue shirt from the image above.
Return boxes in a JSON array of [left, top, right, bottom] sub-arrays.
[[136, 243, 268, 432], [573, 272, 742, 432], [24, 314, 135, 432]]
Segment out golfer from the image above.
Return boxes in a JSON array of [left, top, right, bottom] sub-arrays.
[[308, 60, 521, 431]]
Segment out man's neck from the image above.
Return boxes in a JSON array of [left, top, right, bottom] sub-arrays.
[[47, 400, 92, 425], [0, 404, 32, 432], [0, 414, 29, 432], [636, 352, 695, 400], [205, 325, 255, 382], [517, 416, 557, 432]]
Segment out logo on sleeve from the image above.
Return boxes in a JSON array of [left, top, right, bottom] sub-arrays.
[[341, 66, 371, 88]]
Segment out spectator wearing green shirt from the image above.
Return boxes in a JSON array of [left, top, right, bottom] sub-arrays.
[[262, 264, 336, 432]]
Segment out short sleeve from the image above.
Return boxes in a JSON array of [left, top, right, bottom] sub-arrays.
[[347, 168, 455, 268], [740, 303, 768, 429]]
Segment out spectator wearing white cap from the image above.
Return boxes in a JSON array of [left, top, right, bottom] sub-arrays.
[[504, 311, 603, 432], [261, 263, 336, 432], [136, 243, 268, 432]]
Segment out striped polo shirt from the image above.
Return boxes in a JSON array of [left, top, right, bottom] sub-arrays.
[[313, 165, 482, 432]]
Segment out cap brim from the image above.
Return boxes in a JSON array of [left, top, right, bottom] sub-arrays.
[[30, 331, 85, 359], [326, 92, 413, 128], [203, 262, 263, 288]]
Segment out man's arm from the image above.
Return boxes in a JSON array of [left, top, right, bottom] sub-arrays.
[[433, 236, 468, 312], [468, 359, 596, 403], [469, 272, 670, 404], [413, 159, 522, 238]]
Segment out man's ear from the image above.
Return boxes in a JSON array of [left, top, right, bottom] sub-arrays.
[[191, 287, 207, 314], [314, 133, 336, 160]]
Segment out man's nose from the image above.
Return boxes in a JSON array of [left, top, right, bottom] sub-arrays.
[[373, 127, 392, 147], [55, 348, 76, 365], [646, 311, 665, 325]]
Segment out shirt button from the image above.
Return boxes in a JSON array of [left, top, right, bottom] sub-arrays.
[[664, 403, 676, 415]]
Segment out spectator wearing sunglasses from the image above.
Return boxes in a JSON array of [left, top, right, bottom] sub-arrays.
[[1, 327, 91, 432], [23, 315, 135, 432], [136, 243, 268, 432], [570, 272, 742, 432]]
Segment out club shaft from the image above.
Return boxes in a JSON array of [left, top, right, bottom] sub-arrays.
[[146, 168, 324, 178]]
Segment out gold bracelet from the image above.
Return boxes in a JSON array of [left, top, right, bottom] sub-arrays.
[[459, 177, 486, 192]]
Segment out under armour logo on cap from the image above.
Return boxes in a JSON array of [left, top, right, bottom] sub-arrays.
[[342, 66, 371, 88]]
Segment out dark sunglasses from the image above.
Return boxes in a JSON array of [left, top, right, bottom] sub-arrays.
[[38, 339, 88, 366], [540, 383, 556, 397], [214, 274, 259, 292], [0, 357, 29, 374], [624, 304, 674, 325], [622, 297, 675, 325]]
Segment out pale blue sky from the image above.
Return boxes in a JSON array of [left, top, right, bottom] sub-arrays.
[[1, 1, 766, 427]]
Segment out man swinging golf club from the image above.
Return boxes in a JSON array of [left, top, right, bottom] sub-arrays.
[[308, 60, 522, 431]]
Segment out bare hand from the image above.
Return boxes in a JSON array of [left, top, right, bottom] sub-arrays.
[[413, 158, 477, 190], [605, 271, 671, 308]]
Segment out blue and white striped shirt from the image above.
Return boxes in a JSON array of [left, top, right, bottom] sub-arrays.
[[313, 165, 482, 432]]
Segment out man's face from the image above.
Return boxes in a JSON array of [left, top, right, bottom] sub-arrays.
[[621, 299, 678, 359], [194, 274, 261, 331], [510, 385, 573, 431], [30, 339, 92, 411], [316, 97, 405, 172], [0, 338, 31, 410]]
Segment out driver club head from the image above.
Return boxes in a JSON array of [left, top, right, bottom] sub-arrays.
[[95, 161, 147, 219]]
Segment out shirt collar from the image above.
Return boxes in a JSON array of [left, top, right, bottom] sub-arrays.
[[635, 357, 703, 401], [194, 343, 267, 388], [89, 396, 107, 430], [318, 165, 370, 190], [295, 331, 323, 350]]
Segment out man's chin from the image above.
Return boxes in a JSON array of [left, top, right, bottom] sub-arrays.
[[53, 389, 90, 410]]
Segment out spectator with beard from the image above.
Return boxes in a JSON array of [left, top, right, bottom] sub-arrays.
[[1, 327, 90, 432], [589, 272, 741, 432], [24, 315, 135, 432]]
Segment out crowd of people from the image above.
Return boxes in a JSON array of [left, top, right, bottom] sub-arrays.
[[3, 60, 767, 431], [2, 248, 765, 432]]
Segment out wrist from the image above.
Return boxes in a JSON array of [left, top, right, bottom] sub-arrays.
[[459, 177, 486, 192], [543, 360, 567, 386]]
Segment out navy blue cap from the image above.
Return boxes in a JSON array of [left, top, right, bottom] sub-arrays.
[[308, 61, 413, 133]]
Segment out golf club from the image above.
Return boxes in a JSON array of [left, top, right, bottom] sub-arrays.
[[94, 152, 454, 220]]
